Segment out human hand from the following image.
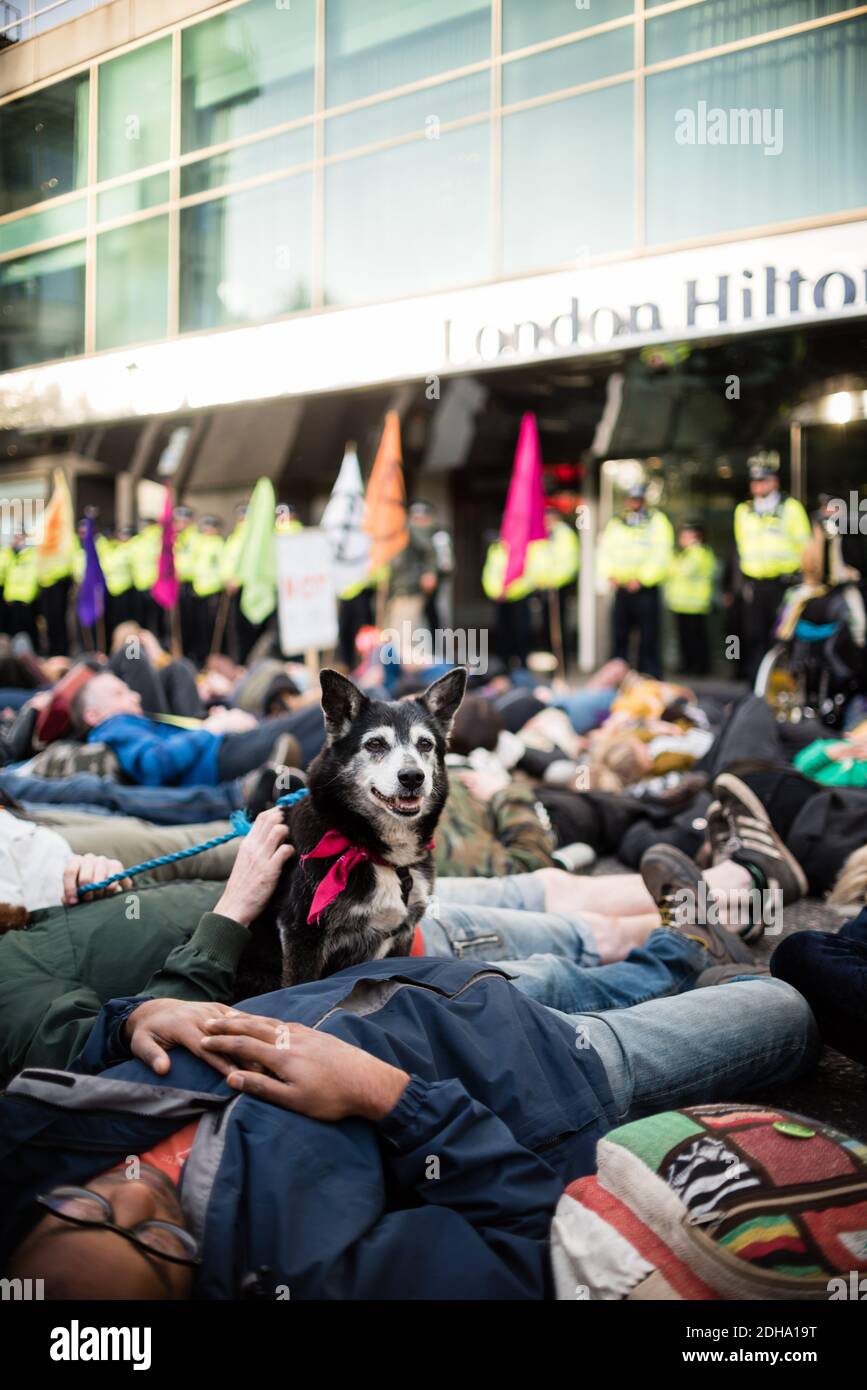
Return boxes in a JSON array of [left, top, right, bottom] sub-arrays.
[[200, 1015, 410, 1120], [420, 571, 437, 594], [214, 807, 295, 927], [123, 998, 243, 1075], [63, 854, 133, 904], [626, 580, 641, 593], [459, 767, 510, 802], [204, 707, 257, 734]]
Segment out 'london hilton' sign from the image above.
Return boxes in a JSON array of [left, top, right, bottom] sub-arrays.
[[1, 220, 865, 430]]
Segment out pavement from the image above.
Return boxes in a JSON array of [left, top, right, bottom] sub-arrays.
[[593, 856, 867, 1141]]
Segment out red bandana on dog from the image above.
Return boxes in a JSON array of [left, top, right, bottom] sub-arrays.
[[301, 830, 434, 928]]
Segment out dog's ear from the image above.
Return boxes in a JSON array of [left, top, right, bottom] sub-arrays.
[[319, 668, 368, 742], [417, 667, 467, 737]]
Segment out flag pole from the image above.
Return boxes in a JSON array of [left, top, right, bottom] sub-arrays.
[[547, 589, 566, 679], [210, 590, 231, 657], [170, 601, 182, 659]]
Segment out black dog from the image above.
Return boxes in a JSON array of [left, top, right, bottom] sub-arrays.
[[243, 666, 467, 990]]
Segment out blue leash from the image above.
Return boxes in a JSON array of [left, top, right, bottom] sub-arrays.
[[76, 788, 309, 898]]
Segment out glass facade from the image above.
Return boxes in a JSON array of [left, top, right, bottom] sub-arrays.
[[0, 0, 865, 369]]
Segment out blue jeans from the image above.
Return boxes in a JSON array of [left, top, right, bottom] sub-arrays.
[[425, 873, 820, 1121], [0, 770, 246, 826], [572, 979, 820, 1123]]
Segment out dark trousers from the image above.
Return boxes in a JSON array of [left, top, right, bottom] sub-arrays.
[[771, 908, 867, 1066], [215, 706, 326, 778], [105, 589, 137, 646], [494, 596, 532, 669], [40, 578, 71, 656], [612, 585, 662, 678], [675, 612, 709, 676], [230, 592, 265, 665], [189, 593, 221, 667], [110, 648, 205, 719], [5, 601, 39, 648], [741, 575, 789, 683], [133, 591, 169, 646], [337, 590, 373, 668], [179, 582, 197, 660]]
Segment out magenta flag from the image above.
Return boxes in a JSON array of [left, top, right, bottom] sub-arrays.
[[499, 412, 547, 594], [152, 487, 179, 610]]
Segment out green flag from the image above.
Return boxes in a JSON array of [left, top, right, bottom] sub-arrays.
[[238, 476, 277, 625]]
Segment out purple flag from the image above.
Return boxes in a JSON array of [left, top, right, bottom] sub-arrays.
[[499, 412, 547, 594], [77, 516, 106, 630]]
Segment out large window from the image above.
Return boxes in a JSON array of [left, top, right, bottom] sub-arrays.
[[0, 0, 865, 371], [98, 38, 172, 181], [180, 175, 313, 332], [646, 13, 867, 243], [0, 242, 86, 370], [0, 73, 89, 215], [96, 216, 169, 351], [325, 0, 490, 107], [325, 122, 490, 305], [503, 84, 634, 273], [181, 0, 315, 154]]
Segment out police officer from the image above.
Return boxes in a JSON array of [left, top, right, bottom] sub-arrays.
[[538, 504, 581, 656], [38, 526, 76, 657], [666, 520, 715, 676], [130, 518, 163, 639], [221, 502, 252, 663], [731, 451, 811, 682], [173, 505, 200, 659], [4, 532, 40, 647], [190, 515, 225, 665], [599, 482, 674, 678], [101, 524, 137, 643], [482, 532, 545, 670]]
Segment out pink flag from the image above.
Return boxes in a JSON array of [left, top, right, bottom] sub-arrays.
[[500, 412, 547, 593], [152, 487, 179, 610]]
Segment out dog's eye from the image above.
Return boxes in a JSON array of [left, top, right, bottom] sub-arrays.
[[364, 738, 389, 755], [416, 737, 434, 754]]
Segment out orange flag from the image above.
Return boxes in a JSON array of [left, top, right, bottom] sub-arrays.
[[363, 410, 408, 574], [37, 468, 75, 582]]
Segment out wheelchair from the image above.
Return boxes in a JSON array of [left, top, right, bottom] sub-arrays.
[[754, 587, 866, 726]]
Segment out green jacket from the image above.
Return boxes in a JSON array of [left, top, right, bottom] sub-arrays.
[[434, 777, 556, 878], [793, 740, 867, 788], [0, 880, 247, 1082]]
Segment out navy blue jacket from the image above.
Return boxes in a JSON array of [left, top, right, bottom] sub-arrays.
[[0, 957, 614, 1300]]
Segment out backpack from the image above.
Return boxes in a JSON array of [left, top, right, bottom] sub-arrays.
[[552, 1103, 867, 1300]]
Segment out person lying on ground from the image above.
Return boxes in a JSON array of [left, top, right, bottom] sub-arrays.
[[0, 766, 249, 825], [0, 940, 819, 1299], [69, 671, 324, 784], [0, 794, 803, 1082], [771, 902, 867, 1068]]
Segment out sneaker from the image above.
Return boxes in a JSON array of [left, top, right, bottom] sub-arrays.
[[712, 772, 808, 905], [640, 844, 754, 966], [551, 842, 596, 873]]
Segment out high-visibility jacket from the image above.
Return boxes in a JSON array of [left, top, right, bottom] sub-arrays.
[[4, 548, 39, 605], [733, 495, 811, 580], [220, 523, 246, 586], [70, 538, 87, 584], [665, 543, 715, 615], [131, 525, 162, 592], [0, 546, 13, 592], [535, 522, 580, 590], [39, 539, 77, 587], [599, 509, 674, 587], [174, 525, 200, 583], [482, 539, 547, 601], [98, 536, 134, 598], [192, 533, 225, 598]]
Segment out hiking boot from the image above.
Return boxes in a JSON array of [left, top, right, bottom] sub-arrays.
[[712, 772, 808, 906], [640, 844, 754, 966]]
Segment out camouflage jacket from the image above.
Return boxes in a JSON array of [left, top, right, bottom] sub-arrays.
[[434, 776, 557, 879]]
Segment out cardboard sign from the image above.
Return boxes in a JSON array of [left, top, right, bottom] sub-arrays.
[[276, 528, 338, 653]]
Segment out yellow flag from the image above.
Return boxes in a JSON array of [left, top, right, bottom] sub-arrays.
[[37, 469, 75, 581], [363, 411, 408, 574]]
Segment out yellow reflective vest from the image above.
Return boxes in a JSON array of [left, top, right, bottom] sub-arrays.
[[733, 496, 811, 580], [4, 547, 39, 604], [599, 509, 674, 587], [220, 524, 246, 586], [535, 522, 581, 590], [192, 533, 225, 598], [131, 525, 162, 592], [98, 536, 134, 597], [174, 525, 200, 583], [482, 539, 547, 601], [665, 543, 715, 615], [0, 546, 13, 592]]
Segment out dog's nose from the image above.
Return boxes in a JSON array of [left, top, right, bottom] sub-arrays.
[[397, 767, 425, 793]]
